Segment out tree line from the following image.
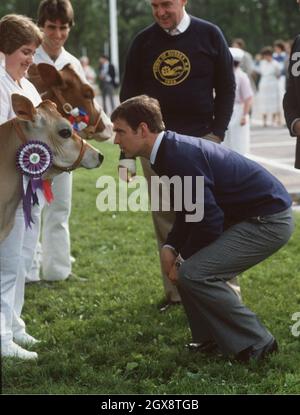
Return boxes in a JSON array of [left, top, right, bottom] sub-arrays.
[[1, 0, 300, 77]]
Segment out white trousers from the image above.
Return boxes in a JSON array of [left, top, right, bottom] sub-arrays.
[[0, 201, 41, 346], [27, 172, 73, 282], [223, 103, 250, 155]]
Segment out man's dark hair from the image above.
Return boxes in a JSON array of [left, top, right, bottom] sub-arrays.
[[37, 0, 74, 27], [111, 95, 165, 133]]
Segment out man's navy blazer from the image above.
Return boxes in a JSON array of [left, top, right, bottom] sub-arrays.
[[151, 131, 292, 259]]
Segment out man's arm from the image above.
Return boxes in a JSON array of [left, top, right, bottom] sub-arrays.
[[165, 181, 224, 260], [283, 35, 300, 136], [212, 27, 236, 140]]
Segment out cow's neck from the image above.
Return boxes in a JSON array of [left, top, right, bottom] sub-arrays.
[[0, 120, 24, 243], [0, 121, 19, 155]]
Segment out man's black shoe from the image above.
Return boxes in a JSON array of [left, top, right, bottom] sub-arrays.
[[185, 340, 218, 354], [236, 337, 278, 363], [158, 299, 181, 312]]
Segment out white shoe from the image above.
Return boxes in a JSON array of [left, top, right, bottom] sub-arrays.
[[2, 341, 38, 360], [14, 332, 40, 347]]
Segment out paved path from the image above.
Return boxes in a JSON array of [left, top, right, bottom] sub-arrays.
[[248, 122, 300, 202]]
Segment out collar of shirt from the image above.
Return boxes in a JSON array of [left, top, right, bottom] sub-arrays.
[[35, 45, 66, 66], [150, 131, 165, 165], [165, 9, 191, 35], [0, 65, 24, 88]]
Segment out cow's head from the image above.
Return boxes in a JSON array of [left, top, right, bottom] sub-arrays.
[[28, 63, 114, 142], [11, 94, 103, 178]]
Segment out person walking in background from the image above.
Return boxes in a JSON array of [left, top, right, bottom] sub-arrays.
[[80, 55, 98, 94], [27, 0, 87, 283], [223, 48, 253, 155], [273, 40, 287, 126], [119, 0, 236, 311], [98, 55, 117, 114], [0, 14, 43, 360], [231, 37, 256, 94], [112, 95, 293, 362], [254, 46, 281, 128]]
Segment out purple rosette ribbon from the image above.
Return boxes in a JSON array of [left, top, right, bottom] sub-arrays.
[[16, 141, 53, 228]]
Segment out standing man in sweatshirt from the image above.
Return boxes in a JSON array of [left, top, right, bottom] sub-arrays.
[[119, 0, 236, 311]]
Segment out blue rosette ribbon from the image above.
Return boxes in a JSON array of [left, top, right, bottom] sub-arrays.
[[16, 141, 53, 228]]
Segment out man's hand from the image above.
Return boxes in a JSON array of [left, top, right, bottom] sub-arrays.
[[161, 246, 177, 277], [293, 120, 300, 136], [168, 263, 179, 285], [118, 159, 136, 182], [240, 115, 247, 126]]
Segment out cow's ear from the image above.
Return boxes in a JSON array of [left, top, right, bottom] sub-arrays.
[[11, 94, 37, 122], [37, 63, 65, 88]]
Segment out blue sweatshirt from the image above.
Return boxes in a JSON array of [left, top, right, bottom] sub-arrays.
[[120, 16, 235, 139]]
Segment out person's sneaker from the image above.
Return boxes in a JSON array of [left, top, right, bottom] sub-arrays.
[[2, 341, 38, 360], [14, 332, 40, 347]]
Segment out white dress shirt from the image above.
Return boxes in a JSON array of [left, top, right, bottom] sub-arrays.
[[34, 46, 87, 82], [166, 10, 191, 35], [150, 131, 165, 165]]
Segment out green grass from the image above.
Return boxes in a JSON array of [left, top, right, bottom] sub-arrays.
[[2, 141, 300, 394]]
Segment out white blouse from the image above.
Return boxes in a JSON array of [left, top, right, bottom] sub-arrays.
[[0, 65, 41, 124]]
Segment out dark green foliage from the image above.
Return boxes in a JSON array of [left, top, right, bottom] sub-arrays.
[[1, 1, 300, 77]]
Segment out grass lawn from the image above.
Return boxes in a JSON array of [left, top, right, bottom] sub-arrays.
[[2, 141, 300, 395]]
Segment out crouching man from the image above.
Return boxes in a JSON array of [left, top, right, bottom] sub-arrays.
[[111, 95, 294, 363]]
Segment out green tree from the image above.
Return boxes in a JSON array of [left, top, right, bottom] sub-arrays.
[[2, 0, 300, 76]]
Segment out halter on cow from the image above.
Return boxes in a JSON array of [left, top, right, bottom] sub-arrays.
[[0, 94, 103, 242], [28, 63, 114, 142]]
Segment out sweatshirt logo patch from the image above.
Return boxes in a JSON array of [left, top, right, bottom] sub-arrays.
[[153, 50, 190, 86]]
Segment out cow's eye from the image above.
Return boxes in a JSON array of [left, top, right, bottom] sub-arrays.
[[83, 91, 93, 100], [82, 85, 94, 100], [59, 128, 72, 139]]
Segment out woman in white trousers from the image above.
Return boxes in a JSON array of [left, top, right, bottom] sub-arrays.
[[0, 14, 43, 360]]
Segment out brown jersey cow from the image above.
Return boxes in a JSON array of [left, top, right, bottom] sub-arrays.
[[0, 94, 103, 242], [28, 63, 114, 142]]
